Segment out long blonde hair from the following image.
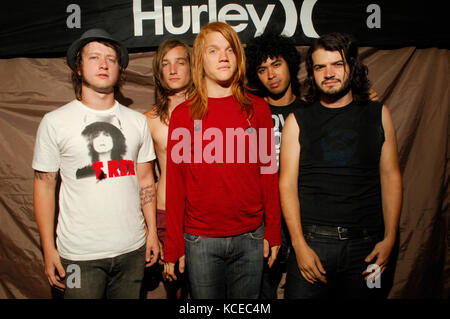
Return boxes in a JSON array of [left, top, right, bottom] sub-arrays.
[[189, 22, 252, 120], [152, 38, 193, 125]]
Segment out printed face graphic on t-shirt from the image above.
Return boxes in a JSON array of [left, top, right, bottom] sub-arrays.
[[272, 113, 285, 169], [76, 117, 135, 181], [92, 131, 114, 154]]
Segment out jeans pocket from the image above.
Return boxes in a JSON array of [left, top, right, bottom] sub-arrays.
[[246, 224, 265, 240], [184, 232, 201, 244]]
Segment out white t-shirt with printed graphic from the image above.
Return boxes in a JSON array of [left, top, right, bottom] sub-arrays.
[[32, 100, 156, 261]]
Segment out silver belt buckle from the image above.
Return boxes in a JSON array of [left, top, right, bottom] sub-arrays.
[[337, 227, 349, 240]]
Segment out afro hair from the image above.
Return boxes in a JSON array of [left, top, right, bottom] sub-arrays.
[[245, 32, 301, 97]]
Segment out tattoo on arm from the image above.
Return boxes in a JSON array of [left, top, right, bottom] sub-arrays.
[[140, 184, 155, 207], [34, 171, 58, 181]]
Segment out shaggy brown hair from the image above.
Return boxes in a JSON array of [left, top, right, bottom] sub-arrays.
[[152, 38, 193, 125], [71, 41, 125, 100], [304, 32, 371, 104]]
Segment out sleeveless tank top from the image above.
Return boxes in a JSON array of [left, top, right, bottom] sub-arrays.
[[293, 100, 385, 230]]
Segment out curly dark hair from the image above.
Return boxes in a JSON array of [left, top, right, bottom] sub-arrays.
[[303, 32, 370, 104], [245, 33, 301, 97]]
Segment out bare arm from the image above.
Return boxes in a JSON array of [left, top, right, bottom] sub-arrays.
[[279, 115, 303, 251], [364, 106, 402, 275], [379, 106, 402, 242], [279, 114, 326, 284], [33, 170, 66, 290], [137, 161, 160, 267]]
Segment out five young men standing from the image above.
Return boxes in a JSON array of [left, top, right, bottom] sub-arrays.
[[32, 25, 401, 300]]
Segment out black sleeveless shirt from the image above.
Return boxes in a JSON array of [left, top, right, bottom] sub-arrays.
[[293, 100, 385, 230]]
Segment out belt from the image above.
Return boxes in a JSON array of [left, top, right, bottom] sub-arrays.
[[303, 225, 369, 241]]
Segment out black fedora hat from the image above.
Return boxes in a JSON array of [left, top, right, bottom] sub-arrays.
[[66, 28, 129, 71]]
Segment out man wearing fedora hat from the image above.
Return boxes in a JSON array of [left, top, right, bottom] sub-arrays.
[[32, 28, 160, 298]]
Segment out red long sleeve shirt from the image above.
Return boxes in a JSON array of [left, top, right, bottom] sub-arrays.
[[164, 94, 281, 263]]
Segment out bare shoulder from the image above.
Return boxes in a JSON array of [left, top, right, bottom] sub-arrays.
[[145, 107, 163, 128], [381, 104, 391, 115], [284, 113, 299, 131], [144, 106, 158, 120]]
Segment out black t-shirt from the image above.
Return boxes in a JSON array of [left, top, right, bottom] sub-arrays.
[[293, 100, 385, 230], [269, 97, 306, 170]]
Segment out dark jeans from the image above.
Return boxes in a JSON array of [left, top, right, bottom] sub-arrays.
[[285, 227, 383, 299], [60, 245, 146, 299], [260, 225, 290, 299], [140, 257, 190, 299], [184, 224, 264, 299]]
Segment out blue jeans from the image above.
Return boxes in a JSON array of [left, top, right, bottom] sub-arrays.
[[285, 227, 383, 299], [60, 245, 146, 299], [184, 224, 264, 299]]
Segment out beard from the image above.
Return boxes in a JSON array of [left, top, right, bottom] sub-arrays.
[[318, 77, 351, 100]]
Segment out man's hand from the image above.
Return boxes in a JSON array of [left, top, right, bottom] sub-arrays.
[[263, 239, 280, 268], [164, 256, 185, 282], [145, 231, 160, 268], [295, 244, 327, 284], [363, 237, 395, 280], [43, 247, 66, 291]]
